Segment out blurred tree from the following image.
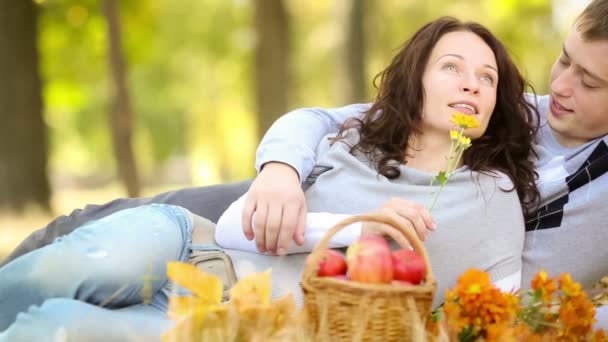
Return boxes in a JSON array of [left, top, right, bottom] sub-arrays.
[[335, 0, 367, 103], [102, 0, 140, 197], [254, 0, 290, 142], [0, 0, 51, 211]]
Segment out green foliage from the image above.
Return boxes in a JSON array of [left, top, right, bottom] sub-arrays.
[[35, 0, 563, 186]]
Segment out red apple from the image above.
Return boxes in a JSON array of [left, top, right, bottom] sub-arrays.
[[307, 249, 347, 277], [331, 274, 350, 281], [391, 249, 426, 285], [346, 233, 393, 284], [391, 280, 414, 286]]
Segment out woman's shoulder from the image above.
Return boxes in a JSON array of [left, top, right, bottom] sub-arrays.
[[475, 170, 514, 185], [317, 127, 361, 154], [467, 170, 518, 200]]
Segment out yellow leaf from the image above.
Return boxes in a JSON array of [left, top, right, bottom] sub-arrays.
[[163, 304, 228, 341], [269, 294, 297, 328], [167, 295, 225, 319], [230, 269, 272, 307], [166, 261, 222, 305]]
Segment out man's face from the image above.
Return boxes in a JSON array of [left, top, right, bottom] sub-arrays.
[[548, 28, 608, 147]]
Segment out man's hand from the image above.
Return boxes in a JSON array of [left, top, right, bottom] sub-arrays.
[[362, 198, 436, 247], [241, 162, 307, 255]]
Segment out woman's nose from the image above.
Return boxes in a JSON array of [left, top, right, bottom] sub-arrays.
[[461, 74, 480, 94]]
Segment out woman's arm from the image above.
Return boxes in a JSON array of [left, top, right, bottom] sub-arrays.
[[216, 194, 362, 254], [480, 173, 526, 291], [493, 271, 521, 292]]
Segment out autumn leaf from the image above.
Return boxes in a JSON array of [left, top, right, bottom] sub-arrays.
[[166, 261, 222, 305], [230, 269, 272, 309]]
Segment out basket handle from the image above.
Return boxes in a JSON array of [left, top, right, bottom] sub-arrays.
[[302, 213, 435, 285]]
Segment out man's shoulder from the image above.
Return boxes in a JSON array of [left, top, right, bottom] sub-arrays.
[[524, 93, 549, 103]]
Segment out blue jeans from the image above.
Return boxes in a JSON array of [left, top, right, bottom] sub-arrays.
[[0, 204, 193, 341]]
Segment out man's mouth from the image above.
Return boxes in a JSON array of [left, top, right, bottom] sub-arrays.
[[550, 97, 574, 117]]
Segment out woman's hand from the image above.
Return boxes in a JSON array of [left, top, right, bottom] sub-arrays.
[[241, 162, 307, 255], [362, 198, 436, 246]]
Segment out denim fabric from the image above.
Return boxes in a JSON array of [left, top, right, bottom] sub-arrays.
[[0, 204, 193, 341]]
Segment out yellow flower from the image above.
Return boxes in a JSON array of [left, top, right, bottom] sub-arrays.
[[450, 130, 460, 141], [458, 135, 471, 148], [449, 112, 480, 129]]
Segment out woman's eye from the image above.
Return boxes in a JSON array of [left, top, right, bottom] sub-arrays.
[[559, 57, 570, 66], [444, 64, 458, 72], [480, 74, 494, 85]]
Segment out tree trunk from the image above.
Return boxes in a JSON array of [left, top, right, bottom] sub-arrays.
[[101, 0, 140, 197], [335, 0, 367, 104], [253, 0, 290, 142], [0, 0, 51, 211]]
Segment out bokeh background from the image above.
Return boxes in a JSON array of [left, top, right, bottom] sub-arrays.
[[0, 0, 591, 259]]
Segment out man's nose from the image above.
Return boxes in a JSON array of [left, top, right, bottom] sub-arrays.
[[551, 67, 575, 98]]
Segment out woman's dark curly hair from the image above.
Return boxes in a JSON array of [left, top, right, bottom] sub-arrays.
[[336, 17, 540, 212]]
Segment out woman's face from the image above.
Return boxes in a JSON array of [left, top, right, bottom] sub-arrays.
[[421, 31, 498, 139]]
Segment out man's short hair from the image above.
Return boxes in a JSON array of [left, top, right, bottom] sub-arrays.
[[577, 0, 608, 40]]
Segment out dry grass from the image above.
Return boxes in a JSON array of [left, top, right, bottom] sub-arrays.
[[0, 183, 191, 262]]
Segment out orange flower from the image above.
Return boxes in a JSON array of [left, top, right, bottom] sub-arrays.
[[559, 273, 582, 297], [593, 329, 607, 342], [531, 269, 558, 303], [452, 269, 492, 294], [558, 292, 597, 338], [444, 269, 519, 340]]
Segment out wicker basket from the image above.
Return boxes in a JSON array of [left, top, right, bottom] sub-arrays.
[[301, 213, 437, 342]]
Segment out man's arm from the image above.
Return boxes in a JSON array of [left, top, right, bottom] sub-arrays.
[[255, 103, 370, 179], [247, 103, 369, 254], [0, 180, 252, 267]]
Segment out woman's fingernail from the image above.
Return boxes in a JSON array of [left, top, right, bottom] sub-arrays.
[[277, 248, 286, 256]]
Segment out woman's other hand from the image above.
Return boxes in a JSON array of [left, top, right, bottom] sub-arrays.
[[242, 162, 307, 255], [362, 198, 436, 246]]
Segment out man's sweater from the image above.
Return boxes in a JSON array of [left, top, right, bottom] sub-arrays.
[[523, 95, 608, 288]]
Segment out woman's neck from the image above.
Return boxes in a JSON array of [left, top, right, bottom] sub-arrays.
[[404, 132, 462, 173]]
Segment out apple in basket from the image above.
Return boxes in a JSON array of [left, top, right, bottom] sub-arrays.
[[307, 249, 348, 277], [346, 234, 393, 284], [391, 249, 426, 285]]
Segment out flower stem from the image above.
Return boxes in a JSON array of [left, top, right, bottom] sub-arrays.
[[428, 182, 446, 212]]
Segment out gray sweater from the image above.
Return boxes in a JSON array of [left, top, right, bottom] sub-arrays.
[[523, 95, 608, 288], [218, 129, 525, 307], [306, 129, 524, 304]]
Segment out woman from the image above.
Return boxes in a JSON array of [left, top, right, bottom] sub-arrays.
[[215, 15, 538, 305], [0, 17, 538, 341]]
